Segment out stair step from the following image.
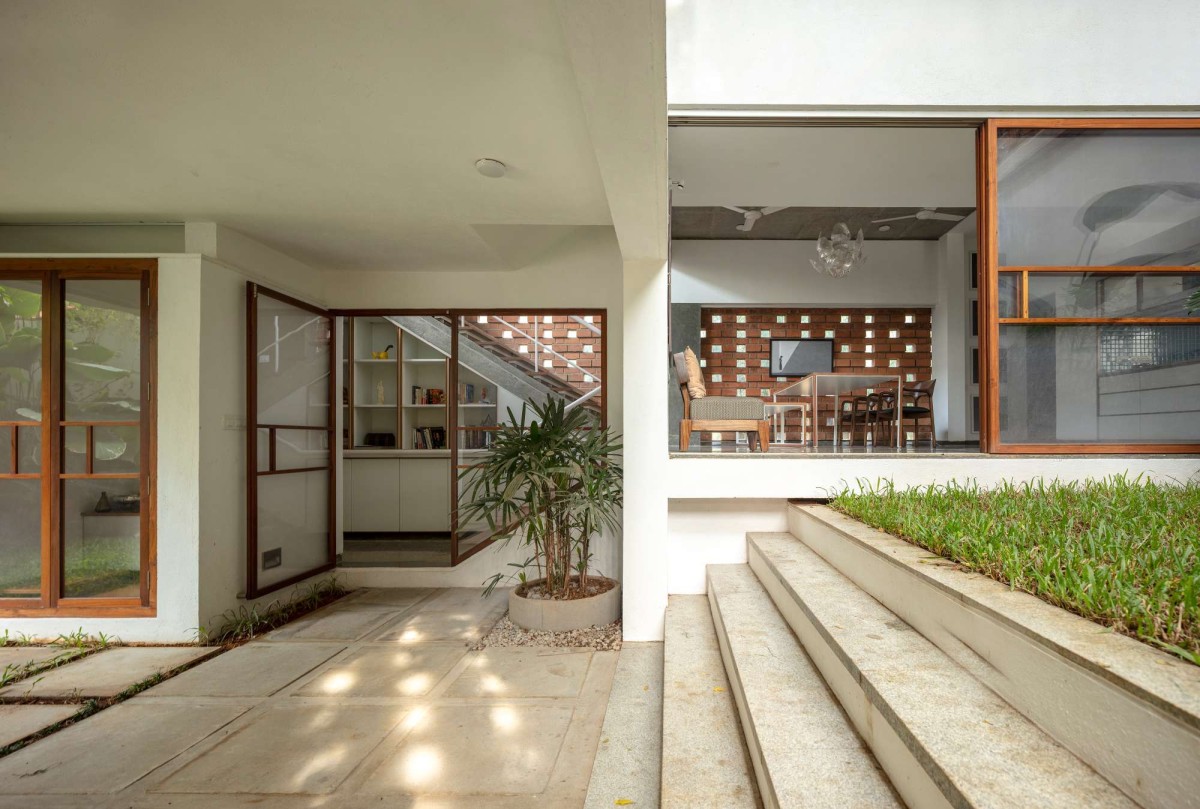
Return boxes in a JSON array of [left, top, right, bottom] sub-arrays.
[[662, 595, 759, 809], [707, 566, 901, 809], [747, 532, 1139, 809]]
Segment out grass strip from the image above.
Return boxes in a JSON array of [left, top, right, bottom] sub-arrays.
[[830, 475, 1200, 665]]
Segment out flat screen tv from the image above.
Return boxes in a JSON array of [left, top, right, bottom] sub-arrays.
[[770, 338, 834, 378]]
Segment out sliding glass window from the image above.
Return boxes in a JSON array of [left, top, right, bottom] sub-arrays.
[[984, 122, 1200, 452]]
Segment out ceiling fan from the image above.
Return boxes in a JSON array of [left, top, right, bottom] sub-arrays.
[[871, 207, 966, 225], [723, 205, 787, 232]]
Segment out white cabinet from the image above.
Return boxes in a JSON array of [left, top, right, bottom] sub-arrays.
[[398, 458, 451, 532], [346, 458, 401, 532]]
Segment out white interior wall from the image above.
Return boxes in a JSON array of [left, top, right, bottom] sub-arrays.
[[667, 0, 1200, 110], [667, 499, 788, 594], [195, 240, 331, 632], [671, 238, 970, 440]]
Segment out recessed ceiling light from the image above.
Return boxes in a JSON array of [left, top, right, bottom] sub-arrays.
[[878, 225, 891, 232], [475, 158, 507, 178]]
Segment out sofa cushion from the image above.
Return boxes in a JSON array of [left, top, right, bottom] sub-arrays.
[[691, 396, 765, 421], [684, 346, 706, 399]]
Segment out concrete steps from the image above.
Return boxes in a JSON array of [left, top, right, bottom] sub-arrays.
[[747, 530, 1139, 809], [661, 595, 759, 809], [706, 566, 900, 809]]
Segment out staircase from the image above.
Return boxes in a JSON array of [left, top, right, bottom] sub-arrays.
[[659, 502, 1196, 809]]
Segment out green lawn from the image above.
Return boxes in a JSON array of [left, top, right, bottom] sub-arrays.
[[830, 476, 1200, 665]]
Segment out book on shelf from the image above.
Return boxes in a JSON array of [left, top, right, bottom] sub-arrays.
[[428, 388, 445, 405], [457, 383, 476, 404], [411, 385, 424, 405], [411, 426, 445, 450]]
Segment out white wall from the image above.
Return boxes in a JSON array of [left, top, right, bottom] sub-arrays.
[[667, 499, 787, 594], [671, 239, 939, 305], [671, 238, 971, 440], [667, 0, 1200, 111]]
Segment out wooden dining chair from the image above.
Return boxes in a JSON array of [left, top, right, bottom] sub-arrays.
[[877, 379, 937, 446]]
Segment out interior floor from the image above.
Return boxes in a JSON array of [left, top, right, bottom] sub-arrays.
[[341, 534, 451, 567]]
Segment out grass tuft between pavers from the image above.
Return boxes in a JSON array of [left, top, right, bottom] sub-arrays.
[[830, 475, 1200, 665]]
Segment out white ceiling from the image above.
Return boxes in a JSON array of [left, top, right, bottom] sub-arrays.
[[669, 126, 977, 208], [0, 1, 626, 271]]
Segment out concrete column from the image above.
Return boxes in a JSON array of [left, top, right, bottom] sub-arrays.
[[622, 257, 670, 641]]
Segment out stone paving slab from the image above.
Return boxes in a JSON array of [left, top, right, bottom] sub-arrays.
[[156, 703, 410, 795], [373, 589, 507, 644], [358, 703, 576, 796], [0, 704, 79, 747], [340, 588, 434, 609], [264, 605, 399, 642], [0, 647, 218, 699], [294, 644, 466, 698], [0, 647, 83, 674], [445, 647, 592, 698], [145, 643, 345, 698], [0, 701, 251, 794]]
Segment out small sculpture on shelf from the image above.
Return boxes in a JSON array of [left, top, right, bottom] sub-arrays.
[[371, 344, 394, 359], [376, 380, 386, 404]]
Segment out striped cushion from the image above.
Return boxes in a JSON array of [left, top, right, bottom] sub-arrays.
[[691, 396, 765, 420]]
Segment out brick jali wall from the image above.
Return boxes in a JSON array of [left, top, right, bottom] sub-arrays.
[[696, 307, 933, 442], [469, 314, 603, 392]]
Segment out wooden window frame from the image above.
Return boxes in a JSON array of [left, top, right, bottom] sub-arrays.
[[330, 307, 608, 567], [981, 119, 1200, 455], [0, 258, 158, 617]]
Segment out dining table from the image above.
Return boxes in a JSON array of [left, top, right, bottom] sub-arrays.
[[772, 372, 903, 448]]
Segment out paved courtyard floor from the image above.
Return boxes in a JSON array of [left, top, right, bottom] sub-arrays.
[[0, 587, 621, 808]]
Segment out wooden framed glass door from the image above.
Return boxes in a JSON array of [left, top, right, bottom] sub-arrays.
[[246, 283, 336, 598], [0, 259, 157, 615]]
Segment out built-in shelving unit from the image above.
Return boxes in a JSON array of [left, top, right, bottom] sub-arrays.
[[342, 315, 509, 537]]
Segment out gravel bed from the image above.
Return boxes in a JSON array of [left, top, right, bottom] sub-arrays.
[[471, 613, 622, 652]]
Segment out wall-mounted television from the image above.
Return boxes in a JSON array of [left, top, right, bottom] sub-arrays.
[[770, 338, 834, 377]]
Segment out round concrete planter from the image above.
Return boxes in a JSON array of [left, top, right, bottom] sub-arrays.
[[508, 577, 621, 632]]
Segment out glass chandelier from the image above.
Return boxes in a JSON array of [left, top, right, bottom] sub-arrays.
[[811, 223, 866, 278]]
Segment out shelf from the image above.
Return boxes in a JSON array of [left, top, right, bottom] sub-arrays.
[[404, 358, 446, 364], [354, 358, 396, 364], [459, 403, 496, 408], [405, 404, 445, 408], [354, 404, 397, 409]]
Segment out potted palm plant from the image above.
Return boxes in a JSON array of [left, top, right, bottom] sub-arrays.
[[459, 397, 622, 631]]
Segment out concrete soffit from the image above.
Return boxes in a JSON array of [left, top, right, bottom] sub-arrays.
[[556, 0, 670, 264]]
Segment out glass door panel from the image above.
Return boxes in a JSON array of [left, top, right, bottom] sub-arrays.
[[452, 312, 606, 564], [997, 129, 1200, 267], [248, 285, 334, 597], [59, 278, 145, 601], [0, 277, 45, 600]]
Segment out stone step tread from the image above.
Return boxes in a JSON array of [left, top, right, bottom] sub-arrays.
[[662, 595, 759, 809], [707, 566, 901, 809], [748, 532, 1138, 809]]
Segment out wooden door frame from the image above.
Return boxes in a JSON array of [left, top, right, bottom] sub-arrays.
[[0, 258, 157, 617], [980, 118, 1200, 454], [332, 308, 608, 567]]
